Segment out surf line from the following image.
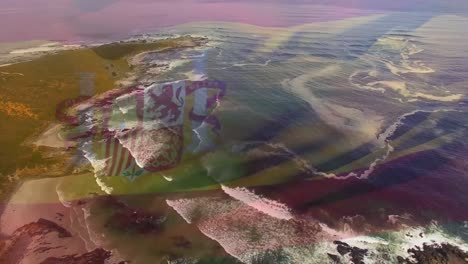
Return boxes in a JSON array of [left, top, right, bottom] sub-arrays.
[[329, 108, 464, 180]]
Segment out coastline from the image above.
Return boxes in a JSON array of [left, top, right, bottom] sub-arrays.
[[0, 35, 209, 199], [1, 12, 468, 263]]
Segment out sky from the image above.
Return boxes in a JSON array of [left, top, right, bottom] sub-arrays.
[[1, 0, 467, 42]]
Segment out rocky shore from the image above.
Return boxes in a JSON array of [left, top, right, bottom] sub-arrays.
[[398, 243, 468, 264], [0, 35, 208, 199]]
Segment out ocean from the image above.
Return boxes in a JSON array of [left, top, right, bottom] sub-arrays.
[[1, 1, 468, 263]]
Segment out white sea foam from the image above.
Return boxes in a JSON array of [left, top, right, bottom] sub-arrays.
[[0, 71, 24, 76], [166, 199, 198, 224], [384, 60, 434, 75], [33, 124, 68, 148], [282, 64, 396, 180], [332, 222, 468, 263], [80, 141, 114, 194], [261, 216, 468, 263], [9, 42, 80, 54], [166, 197, 332, 263], [319, 107, 461, 180], [412, 91, 463, 102], [166, 197, 468, 264], [182, 69, 206, 80], [162, 174, 173, 182], [339, 108, 457, 179], [349, 35, 465, 104], [282, 65, 384, 142], [220, 185, 293, 220], [233, 59, 272, 67], [350, 67, 462, 103], [232, 141, 317, 176], [363, 80, 461, 102]]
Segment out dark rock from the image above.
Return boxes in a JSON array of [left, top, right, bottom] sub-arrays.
[[40, 248, 111, 264], [337, 244, 350, 255], [333, 241, 349, 246], [99, 196, 166, 234], [397, 256, 406, 264], [172, 236, 192, 249], [14, 218, 72, 238], [350, 247, 368, 264], [333, 240, 368, 264], [0, 219, 127, 264], [328, 253, 341, 263], [398, 243, 468, 264]]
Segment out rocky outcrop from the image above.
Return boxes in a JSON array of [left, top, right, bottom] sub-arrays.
[[41, 248, 111, 264], [333, 241, 368, 264], [0, 218, 123, 264], [397, 243, 468, 264], [97, 196, 167, 234]]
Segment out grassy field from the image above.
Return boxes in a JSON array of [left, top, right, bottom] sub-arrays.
[[0, 36, 206, 198]]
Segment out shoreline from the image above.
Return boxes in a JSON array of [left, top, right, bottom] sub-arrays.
[[0, 35, 210, 200], [0, 35, 209, 67]]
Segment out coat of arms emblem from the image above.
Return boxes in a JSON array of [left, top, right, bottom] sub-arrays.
[[57, 79, 226, 179]]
